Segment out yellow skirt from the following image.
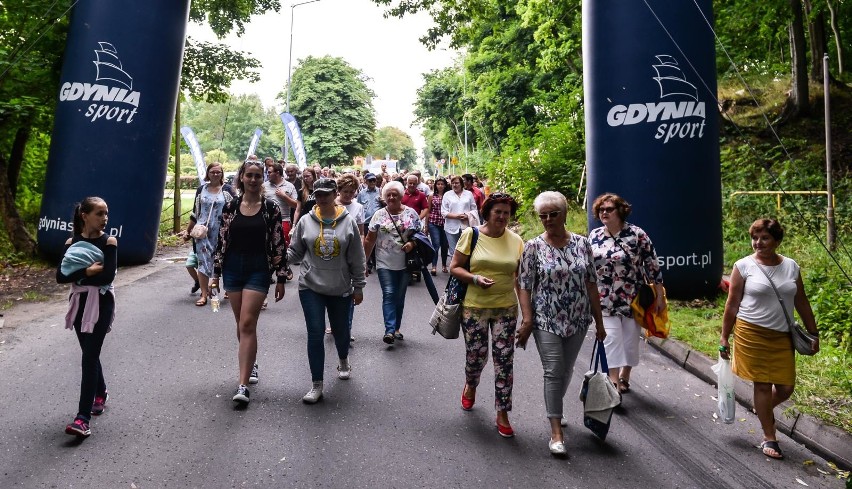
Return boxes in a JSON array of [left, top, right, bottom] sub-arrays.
[[732, 318, 795, 385]]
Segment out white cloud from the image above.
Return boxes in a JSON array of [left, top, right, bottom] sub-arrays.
[[186, 0, 458, 156]]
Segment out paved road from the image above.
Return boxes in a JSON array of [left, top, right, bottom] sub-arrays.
[[0, 251, 844, 488]]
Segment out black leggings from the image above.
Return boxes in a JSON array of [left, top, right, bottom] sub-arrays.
[[73, 292, 113, 421]]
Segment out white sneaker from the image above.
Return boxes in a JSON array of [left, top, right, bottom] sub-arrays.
[[302, 381, 323, 403], [560, 416, 568, 427], [337, 359, 351, 380], [325, 326, 332, 334], [549, 438, 567, 456]]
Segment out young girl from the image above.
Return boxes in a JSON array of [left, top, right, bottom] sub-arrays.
[[56, 197, 118, 438]]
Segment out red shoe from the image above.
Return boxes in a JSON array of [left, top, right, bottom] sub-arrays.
[[461, 386, 475, 411], [496, 418, 514, 438]]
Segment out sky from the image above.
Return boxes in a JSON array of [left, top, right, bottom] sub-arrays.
[[186, 0, 458, 157]]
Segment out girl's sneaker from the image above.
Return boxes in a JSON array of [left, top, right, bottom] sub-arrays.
[[65, 417, 91, 438], [91, 391, 109, 416]]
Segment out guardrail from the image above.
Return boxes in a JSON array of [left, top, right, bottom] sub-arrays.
[[730, 190, 835, 211]]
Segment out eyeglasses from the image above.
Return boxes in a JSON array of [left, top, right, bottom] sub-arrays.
[[599, 206, 617, 214], [538, 210, 561, 220]]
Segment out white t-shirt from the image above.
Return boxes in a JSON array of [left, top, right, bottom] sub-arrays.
[[341, 200, 365, 226], [734, 255, 800, 332], [440, 189, 477, 234], [368, 206, 421, 271]]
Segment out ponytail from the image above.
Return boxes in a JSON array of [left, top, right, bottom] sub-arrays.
[[72, 197, 106, 235]]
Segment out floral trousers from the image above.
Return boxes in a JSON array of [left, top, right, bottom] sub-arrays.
[[461, 304, 518, 411]]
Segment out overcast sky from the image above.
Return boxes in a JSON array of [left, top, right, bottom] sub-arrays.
[[186, 0, 458, 155]]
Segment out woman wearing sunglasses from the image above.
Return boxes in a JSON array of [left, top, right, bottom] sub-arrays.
[[589, 193, 665, 396], [210, 160, 287, 407], [450, 192, 524, 438], [516, 191, 606, 456]]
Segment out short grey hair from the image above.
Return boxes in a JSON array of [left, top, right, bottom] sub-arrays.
[[533, 191, 568, 213], [382, 181, 404, 200]]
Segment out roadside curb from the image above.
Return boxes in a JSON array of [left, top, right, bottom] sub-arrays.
[[646, 336, 852, 471]]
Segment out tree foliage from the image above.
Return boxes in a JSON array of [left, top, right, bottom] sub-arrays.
[[367, 127, 417, 170], [282, 56, 376, 167]]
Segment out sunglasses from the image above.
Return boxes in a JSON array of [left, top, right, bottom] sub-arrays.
[[488, 192, 515, 203], [599, 206, 617, 214], [538, 210, 561, 220]]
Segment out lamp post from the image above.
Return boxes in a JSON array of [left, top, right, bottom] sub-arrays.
[[284, 0, 321, 160]]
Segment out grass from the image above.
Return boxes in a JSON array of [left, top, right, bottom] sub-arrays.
[[159, 195, 195, 238], [514, 207, 852, 434]]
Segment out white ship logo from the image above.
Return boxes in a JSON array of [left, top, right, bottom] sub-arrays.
[[93, 42, 133, 90], [652, 55, 697, 101]]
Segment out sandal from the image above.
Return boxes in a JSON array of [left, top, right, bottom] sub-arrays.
[[431, 267, 437, 276], [760, 440, 784, 459], [618, 377, 631, 394], [195, 297, 207, 307], [442, 266, 448, 273]]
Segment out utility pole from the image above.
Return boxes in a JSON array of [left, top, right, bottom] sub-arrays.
[[824, 53, 836, 251]]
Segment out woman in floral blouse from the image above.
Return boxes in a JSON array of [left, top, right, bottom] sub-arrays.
[[589, 193, 665, 395], [517, 191, 606, 456], [363, 181, 422, 345]]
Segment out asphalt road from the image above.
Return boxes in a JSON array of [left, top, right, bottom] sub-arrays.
[[0, 252, 844, 488]]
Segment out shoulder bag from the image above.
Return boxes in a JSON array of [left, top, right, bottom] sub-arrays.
[[579, 340, 621, 440], [749, 258, 817, 355], [610, 231, 669, 338], [190, 195, 216, 239], [428, 228, 479, 339]]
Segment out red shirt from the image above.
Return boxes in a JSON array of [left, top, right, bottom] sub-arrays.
[[469, 186, 484, 210], [402, 190, 428, 214]]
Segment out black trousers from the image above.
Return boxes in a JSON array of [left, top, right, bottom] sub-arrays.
[[72, 292, 113, 420]]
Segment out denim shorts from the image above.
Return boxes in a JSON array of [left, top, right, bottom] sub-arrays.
[[222, 252, 271, 293]]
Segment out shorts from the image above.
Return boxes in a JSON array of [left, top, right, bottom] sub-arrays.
[[222, 252, 271, 294], [185, 252, 198, 268]]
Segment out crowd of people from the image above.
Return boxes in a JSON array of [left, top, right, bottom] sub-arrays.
[[56, 158, 819, 461]]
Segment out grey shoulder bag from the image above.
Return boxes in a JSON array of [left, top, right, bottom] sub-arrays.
[[749, 258, 816, 356]]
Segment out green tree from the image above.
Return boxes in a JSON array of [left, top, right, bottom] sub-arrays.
[[367, 126, 417, 170], [182, 94, 283, 162], [281, 56, 376, 167]]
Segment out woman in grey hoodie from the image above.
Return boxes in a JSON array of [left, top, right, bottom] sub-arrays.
[[287, 178, 367, 403]]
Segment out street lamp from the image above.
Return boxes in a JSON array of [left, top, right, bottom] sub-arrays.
[[284, 0, 321, 160]]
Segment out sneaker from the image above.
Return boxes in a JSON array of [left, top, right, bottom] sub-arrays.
[[560, 416, 568, 427], [249, 363, 259, 384], [261, 299, 268, 310], [382, 333, 395, 345], [394, 332, 404, 341], [549, 438, 568, 456], [325, 326, 332, 334], [91, 391, 109, 416], [302, 381, 323, 403], [349, 335, 355, 342], [65, 417, 91, 437], [337, 359, 351, 380], [233, 385, 250, 404]]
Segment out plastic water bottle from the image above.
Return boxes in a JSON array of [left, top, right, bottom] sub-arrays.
[[210, 289, 220, 313]]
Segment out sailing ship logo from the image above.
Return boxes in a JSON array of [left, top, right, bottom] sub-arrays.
[[92, 42, 133, 90], [652, 55, 697, 101]]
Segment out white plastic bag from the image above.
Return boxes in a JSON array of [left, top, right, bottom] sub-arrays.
[[711, 355, 736, 424]]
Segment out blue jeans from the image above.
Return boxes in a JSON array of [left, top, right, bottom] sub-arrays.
[[446, 231, 461, 259], [427, 223, 449, 268], [299, 289, 351, 382], [376, 268, 410, 335]]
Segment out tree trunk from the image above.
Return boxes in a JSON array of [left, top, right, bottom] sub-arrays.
[[0, 155, 38, 256], [779, 0, 810, 122], [803, 1, 827, 81], [827, 0, 844, 74], [7, 125, 31, 199]]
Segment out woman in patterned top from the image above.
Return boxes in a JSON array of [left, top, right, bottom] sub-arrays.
[[589, 193, 665, 395], [210, 160, 287, 406], [517, 191, 606, 456], [427, 177, 450, 275], [363, 181, 422, 345]]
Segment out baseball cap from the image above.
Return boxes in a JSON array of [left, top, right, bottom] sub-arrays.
[[311, 178, 337, 199], [364, 172, 377, 180]]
